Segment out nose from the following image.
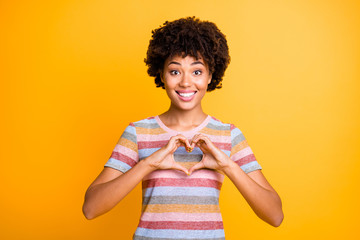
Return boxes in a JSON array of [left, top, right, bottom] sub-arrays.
[[179, 73, 192, 87]]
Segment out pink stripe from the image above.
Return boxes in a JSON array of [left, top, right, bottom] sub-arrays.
[[137, 140, 230, 149], [114, 144, 138, 161], [137, 139, 230, 151], [231, 146, 253, 162], [138, 140, 168, 149], [110, 152, 137, 167], [235, 154, 256, 166], [207, 135, 231, 143], [138, 131, 231, 143], [143, 169, 224, 181], [212, 142, 231, 151], [138, 220, 223, 230], [142, 178, 222, 190], [140, 212, 223, 222], [137, 133, 171, 142]]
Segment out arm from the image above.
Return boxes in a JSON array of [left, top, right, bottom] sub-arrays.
[[82, 135, 191, 220], [222, 164, 283, 227], [189, 134, 284, 227], [82, 160, 153, 220]]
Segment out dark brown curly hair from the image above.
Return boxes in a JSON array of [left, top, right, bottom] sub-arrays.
[[144, 16, 231, 92]]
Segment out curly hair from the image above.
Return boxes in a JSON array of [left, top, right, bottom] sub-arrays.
[[144, 16, 231, 92]]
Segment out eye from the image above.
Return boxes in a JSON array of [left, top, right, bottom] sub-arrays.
[[194, 70, 202, 76], [170, 70, 180, 75]]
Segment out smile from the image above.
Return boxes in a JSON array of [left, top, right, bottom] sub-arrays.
[[175, 91, 197, 101], [177, 91, 196, 97]]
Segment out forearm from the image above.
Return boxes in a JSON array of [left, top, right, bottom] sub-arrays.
[[83, 160, 154, 219], [223, 161, 283, 227]]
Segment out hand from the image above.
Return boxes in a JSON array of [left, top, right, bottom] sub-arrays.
[[188, 133, 231, 175], [145, 134, 192, 175]]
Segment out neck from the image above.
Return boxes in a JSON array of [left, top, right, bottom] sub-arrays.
[[160, 104, 208, 127]]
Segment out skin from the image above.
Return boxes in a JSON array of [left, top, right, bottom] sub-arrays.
[[82, 54, 284, 227]]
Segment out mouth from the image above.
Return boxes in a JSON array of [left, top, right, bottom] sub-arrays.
[[175, 91, 197, 101], [176, 91, 197, 97]]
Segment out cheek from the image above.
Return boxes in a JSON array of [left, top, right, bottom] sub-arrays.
[[198, 78, 211, 89], [163, 78, 175, 89]]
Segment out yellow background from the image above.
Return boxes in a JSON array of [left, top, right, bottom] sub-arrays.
[[1, 0, 359, 239]]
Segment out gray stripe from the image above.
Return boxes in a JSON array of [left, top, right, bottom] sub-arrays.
[[122, 131, 137, 143], [174, 154, 202, 162], [232, 133, 245, 146], [104, 163, 128, 173], [134, 236, 225, 240], [206, 122, 230, 131], [134, 122, 160, 129], [142, 196, 219, 205], [242, 163, 262, 174]]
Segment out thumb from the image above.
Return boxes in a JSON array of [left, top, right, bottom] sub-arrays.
[[188, 162, 205, 175], [171, 162, 190, 175]]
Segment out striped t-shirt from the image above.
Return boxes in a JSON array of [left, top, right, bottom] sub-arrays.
[[105, 115, 262, 240]]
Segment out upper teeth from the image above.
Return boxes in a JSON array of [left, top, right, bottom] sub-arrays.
[[178, 92, 195, 97]]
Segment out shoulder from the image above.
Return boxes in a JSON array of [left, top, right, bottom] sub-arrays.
[[207, 116, 244, 142], [127, 116, 161, 133], [131, 116, 157, 126], [207, 115, 236, 131]]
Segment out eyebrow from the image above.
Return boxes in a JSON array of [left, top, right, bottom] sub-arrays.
[[168, 61, 205, 66]]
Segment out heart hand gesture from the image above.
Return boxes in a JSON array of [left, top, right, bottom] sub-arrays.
[[188, 134, 232, 175], [145, 134, 191, 175]]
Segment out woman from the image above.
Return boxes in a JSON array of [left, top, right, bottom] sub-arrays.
[[83, 16, 283, 239]]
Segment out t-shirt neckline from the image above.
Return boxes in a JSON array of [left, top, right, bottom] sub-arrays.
[[155, 115, 211, 135]]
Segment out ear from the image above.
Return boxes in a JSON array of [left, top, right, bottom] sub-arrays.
[[159, 71, 164, 83], [207, 74, 212, 85]]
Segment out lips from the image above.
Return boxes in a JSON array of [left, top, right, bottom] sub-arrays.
[[175, 91, 197, 101], [177, 91, 196, 97]]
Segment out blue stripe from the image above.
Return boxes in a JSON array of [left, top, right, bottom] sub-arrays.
[[221, 149, 231, 156], [231, 127, 243, 140], [134, 228, 225, 239], [174, 147, 202, 154], [139, 148, 161, 159], [134, 118, 158, 126], [143, 187, 220, 197], [208, 118, 225, 126], [104, 158, 131, 173], [124, 124, 137, 135], [240, 161, 262, 174], [139, 147, 205, 160]]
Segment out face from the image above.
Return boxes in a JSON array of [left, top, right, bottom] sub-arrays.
[[161, 54, 212, 111]]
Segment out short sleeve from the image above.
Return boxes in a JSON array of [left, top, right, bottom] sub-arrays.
[[104, 123, 139, 173], [230, 124, 262, 173]]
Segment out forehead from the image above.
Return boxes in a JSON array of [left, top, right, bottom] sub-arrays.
[[165, 54, 206, 65]]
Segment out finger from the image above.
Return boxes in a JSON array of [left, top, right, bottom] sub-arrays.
[[168, 135, 191, 152], [192, 134, 212, 149], [188, 162, 205, 175], [191, 133, 206, 144], [196, 140, 209, 153], [171, 162, 190, 175], [195, 137, 224, 161], [174, 135, 189, 145], [179, 139, 192, 151], [175, 135, 193, 152], [190, 134, 202, 149]]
